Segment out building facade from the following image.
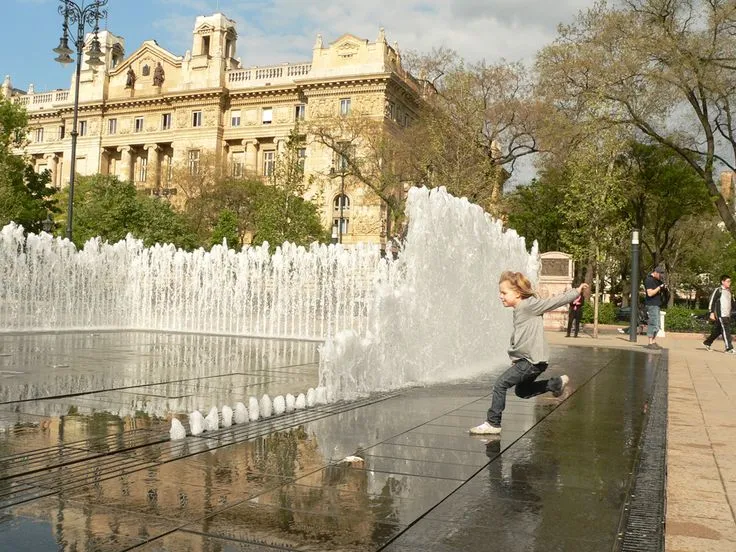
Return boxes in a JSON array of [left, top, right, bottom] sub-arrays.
[[3, 13, 422, 246]]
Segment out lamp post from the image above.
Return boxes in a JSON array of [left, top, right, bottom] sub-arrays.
[[629, 229, 640, 342], [42, 215, 55, 234], [52, 0, 107, 242], [330, 163, 346, 244]]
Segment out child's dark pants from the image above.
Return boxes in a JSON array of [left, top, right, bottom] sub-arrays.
[[487, 359, 560, 427]]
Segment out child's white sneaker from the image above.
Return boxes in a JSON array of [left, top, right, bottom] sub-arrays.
[[552, 375, 570, 397], [468, 421, 502, 435]]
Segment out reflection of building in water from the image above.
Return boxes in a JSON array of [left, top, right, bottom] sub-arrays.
[[9, 426, 402, 550]]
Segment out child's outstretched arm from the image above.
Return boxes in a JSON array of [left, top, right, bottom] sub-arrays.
[[529, 283, 589, 315]]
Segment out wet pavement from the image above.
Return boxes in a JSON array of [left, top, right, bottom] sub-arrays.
[[0, 333, 663, 551]]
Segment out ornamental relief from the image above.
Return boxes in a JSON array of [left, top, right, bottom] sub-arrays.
[[244, 109, 257, 125], [274, 106, 290, 123], [204, 108, 217, 126], [176, 110, 188, 128], [310, 98, 331, 118], [89, 120, 100, 136], [350, 208, 382, 235]]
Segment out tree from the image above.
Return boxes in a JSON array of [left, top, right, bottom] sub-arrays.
[[560, 133, 630, 336], [504, 172, 567, 254], [536, 0, 736, 239], [210, 209, 240, 249], [56, 174, 198, 249], [403, 48, 555, 214], [308, 112, 409, 239], [0, 99, 58, 232]]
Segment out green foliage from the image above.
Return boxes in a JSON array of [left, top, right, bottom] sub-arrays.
[[210, 209, 241, 249], [0, 99, 58, 233], [505, 174, 566, 252], [664, 305, 709, 334], [581, 301, 615, 324], [56, 174, 198, 249]]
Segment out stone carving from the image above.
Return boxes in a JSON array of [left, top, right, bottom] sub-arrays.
[[274, 107, 290, 124], [125, 67, 136, 88], [176, 110, 188, 127], [337, 42, 359, 58], [314, 34, 323, 49], [244, 109, 257, 125], [153, 62, 165, 86], [142, 64, 151, 77], [204, 109, 217, 126]]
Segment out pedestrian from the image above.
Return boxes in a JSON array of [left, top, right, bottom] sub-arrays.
[[703, 274, 734, 354], [644, 264, 667, 350], [565, 285, 585, 338], [469, 271, 589, 435]]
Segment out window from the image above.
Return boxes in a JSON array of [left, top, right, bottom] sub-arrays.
[[332, 217, 349, 235], [108, 118, 117, 135], [137, 157, 147, 182], [59, 125, 65, 140], [78, 120, 87, 136], [134, 117, 144, 133], [202, 36, 211, 56], [297, 147, 307, 170], [162, 113, 172, 130], [262, 107, 273, 125], [232, 151, 244, 177], [35, 128, 44, 143], [335, 141, 352, 171], [387, 101, 397, 121], [231, 109, 241, 127], [188, 150, 200, 175], [340, 98, 351, 116], [333, 194, 351, 212], [295, 104, 306, 121], [263, 151, 275, 176], [192, 111, 202, 127]]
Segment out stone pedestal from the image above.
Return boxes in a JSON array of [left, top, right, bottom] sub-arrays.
[[539, 252, 574, 331]]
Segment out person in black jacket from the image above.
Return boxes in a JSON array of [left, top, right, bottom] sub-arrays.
[[565, 286, 585, 337], [703, 275, 734, 354], [644, 264, 667, 350]]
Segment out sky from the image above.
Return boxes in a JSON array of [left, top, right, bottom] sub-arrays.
[[3, 0, 595, 93]]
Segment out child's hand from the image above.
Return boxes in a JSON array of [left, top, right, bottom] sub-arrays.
[[578, 283, 589, 294]]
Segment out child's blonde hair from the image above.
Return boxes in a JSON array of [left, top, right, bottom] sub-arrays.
[[499, 271, 536, 299]]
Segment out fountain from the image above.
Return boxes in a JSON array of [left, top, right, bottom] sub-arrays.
[[0, 186, 537, 407]]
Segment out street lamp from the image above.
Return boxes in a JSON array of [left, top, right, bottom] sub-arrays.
[[53, 0, 107, 242], [330, 163, 347, 244], [629, 229, 640, 342], [42, 215, 55, 233]]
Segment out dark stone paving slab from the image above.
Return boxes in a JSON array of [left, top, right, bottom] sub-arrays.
[[0, 335, 663, 551]]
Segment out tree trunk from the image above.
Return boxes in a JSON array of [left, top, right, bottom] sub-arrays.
[[593, 248, 600, 339]]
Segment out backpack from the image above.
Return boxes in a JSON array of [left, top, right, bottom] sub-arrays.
[[659, 285, 670, 307]]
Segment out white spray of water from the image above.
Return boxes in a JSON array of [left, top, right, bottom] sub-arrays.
[[234, 402, 248, 424], [189, 411, 205, 436], [169, 418, 186, 440], [260, 394, 272, 418], [285, 394, 295, 412], [295, 393, 306, 410], [319, 187, 538, 401], [221, 405, 233, 427], [248, 397, 260, 421], [273, 395, 286, 416]]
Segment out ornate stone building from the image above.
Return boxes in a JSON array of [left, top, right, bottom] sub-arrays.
[[3, 13, 422, 246]]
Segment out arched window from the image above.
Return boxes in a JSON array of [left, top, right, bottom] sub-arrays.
[[333, 194, 350, 212]]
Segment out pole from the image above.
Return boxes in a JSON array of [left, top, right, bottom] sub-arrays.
[[66, 51, 82, 241], [338, 170, 345, 244], [629, 229, 640, 342]]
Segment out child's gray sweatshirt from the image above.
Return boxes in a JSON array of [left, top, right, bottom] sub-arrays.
[[508, 288, 581, 365]]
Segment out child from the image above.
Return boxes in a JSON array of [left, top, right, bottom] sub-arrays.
[[470, 271, 589, 435]]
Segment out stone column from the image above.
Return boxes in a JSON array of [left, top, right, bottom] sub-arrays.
[[117, 146, 133, 182], [243, 139, 258, 173], [144, 144, 161, 190], [44, 154, 58, 188]]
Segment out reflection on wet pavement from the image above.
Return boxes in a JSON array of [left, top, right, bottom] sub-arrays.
[[0, 336, 662, 551]]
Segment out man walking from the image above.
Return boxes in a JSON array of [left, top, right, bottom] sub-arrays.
[[704, 275, 734, 354], [644, 264, 667, 350]]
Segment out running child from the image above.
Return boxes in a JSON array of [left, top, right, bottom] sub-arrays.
[[470, 271, 588, 435]]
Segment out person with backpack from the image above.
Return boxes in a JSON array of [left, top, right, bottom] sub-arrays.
[[703, 275, 734, 354]]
